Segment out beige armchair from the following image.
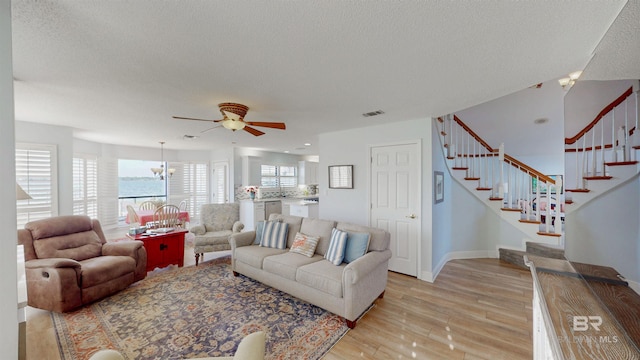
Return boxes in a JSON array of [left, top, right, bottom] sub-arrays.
[[189, 203, 244, 265], [18, 215, 147, 312]]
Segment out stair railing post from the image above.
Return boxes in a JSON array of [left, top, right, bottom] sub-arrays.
[[555, 176, 563, 234], [499, 143, 505, 201], [600, 119, 605, 175], [535, 175, 541, 223]]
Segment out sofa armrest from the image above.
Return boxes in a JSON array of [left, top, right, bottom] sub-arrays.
[[190, 224, 206, 236], [25, 258, 81, 269], [229, 231, 256, 249], [232, 221, 245, 233], [102, 240, 143, 257], [343, 249, 392, 285]]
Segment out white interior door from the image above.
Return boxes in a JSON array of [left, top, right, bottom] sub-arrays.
[[212, 162, 228, 203], [370, 142, 420, 276]]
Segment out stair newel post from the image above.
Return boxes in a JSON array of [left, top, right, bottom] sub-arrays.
[[555, 176, 563, 234], [535, 175, 541, 223], [499, 143, 505, 201], [591, 128, 596, 178], [455, 117, 460, 167], [624, 98, 629, 161], [582, 136, 588, 188], [600, 118, 605, 175], [612, 109, 617, 162]]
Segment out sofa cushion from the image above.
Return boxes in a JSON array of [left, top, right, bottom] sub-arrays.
[[253, 220, 265, 245], [235, 245, 287, 269], [33, 230, 104, 261], [337, 222, 390, 252], [344, 231, 371, 263], [296, 260, 345, 298], [299, 218, 336, 255], [263, 252, 323, 281], [289, 232, 319, 257], [260, 221, 288, 249], [268, 214, 303, 248], [194, 230, 233, 244], [80, 256, 136, 288], [325, 228, 348, 265]]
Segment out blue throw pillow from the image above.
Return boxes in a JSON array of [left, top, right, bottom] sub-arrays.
[[344, 231, 371, 263], [254, 221, 265, 245], [324, 228, 348, 265], [260, 221, 288, 249]]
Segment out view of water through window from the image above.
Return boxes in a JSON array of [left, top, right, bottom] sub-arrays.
[[118, 159, 166, 197]]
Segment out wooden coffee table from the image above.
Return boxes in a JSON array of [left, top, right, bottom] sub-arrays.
[[127, 229, 187, 271]]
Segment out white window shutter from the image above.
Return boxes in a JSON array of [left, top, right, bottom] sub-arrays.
[[98, 157, 119, 228], [15, 143, 58, 229]]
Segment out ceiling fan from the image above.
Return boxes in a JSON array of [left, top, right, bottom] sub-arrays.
[[173, 102, 286, 136]]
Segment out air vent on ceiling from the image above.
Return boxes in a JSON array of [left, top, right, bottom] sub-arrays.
[[362, 110, 385, 117]]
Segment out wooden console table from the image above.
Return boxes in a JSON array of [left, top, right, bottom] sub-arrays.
[[128, 229, 187, 271], [525, 255, 640, 360]]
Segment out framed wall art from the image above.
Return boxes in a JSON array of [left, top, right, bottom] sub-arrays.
[[328, 165, 353, 189], [434, 171, 444, 204]]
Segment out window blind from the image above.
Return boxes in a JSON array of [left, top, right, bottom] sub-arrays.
[[16, 143, 58, 229], [73, 154, 98, 218]]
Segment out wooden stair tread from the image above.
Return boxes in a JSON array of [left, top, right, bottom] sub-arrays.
[[581, 281, 640, 348], [464, 177, 480, 181], [566, 188, 590, 193], [536, 231, 562, 237], [501, 207, 522, 212], [476, 187, 491, 191], [565, 199, 574, 204], [452, 167, 468, 170], [605, 161, 638, 166], [570, 262, 626, 284], [489, 197, 503, 201], [519, 219, 541, 224], [584, 175, 613, 180]]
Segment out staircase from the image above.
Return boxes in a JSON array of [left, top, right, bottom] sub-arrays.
[[438, 86, 640, 269]]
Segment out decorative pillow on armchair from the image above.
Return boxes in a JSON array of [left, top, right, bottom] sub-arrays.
[[260, 221, 289, 249], [289, 232, 319, 257]]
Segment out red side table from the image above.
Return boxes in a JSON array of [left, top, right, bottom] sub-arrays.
[[128, 229, 187, 271]]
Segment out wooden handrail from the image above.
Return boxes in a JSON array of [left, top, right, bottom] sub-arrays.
[[453, 115, 496, 152], [504, 154, 555, 184], [565, 87, 633, 145]]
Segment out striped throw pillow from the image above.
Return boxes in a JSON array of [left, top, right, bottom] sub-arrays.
[[260, 221, 289, 249], [324, 228, 348, 265], [289, 232, 320, 257]]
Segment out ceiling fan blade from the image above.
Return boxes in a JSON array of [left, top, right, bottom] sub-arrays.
[[200, 125, 222, 133], [243, 126, 265, 136], [172, 116, 217, 122], [244, 121, 286, 130]]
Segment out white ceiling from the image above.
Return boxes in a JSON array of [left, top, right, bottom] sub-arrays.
[[10, 1, 639, 155]]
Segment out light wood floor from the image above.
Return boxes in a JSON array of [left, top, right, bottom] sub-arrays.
[[26, 227, 533, 359]]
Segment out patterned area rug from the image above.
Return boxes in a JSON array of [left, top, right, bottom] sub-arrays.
[[51, 256, 348, 359]]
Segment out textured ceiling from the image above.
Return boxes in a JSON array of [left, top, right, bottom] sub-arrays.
[[10, 1, 636, 154]]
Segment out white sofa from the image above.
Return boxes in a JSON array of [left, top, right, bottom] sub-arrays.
[[229, 214, 392, 328]]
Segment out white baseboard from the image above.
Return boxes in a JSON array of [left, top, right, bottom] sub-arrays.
[[421, 250, 496, 283]]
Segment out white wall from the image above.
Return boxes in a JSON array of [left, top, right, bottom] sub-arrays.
[[564, 175, 640, 290], [1, 0, 19, 356], [319, 118, 433, 275]]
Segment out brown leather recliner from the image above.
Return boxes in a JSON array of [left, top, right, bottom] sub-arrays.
[[18, 215, 147, 312]]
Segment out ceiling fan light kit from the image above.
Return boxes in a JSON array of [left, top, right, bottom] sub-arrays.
[[173, 102, 286, 136]]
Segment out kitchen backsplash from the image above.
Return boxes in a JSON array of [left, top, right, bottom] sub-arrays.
[[235, 185, 318, 200]]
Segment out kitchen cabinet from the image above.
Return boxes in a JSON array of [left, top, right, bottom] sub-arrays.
[[240, 200, 265, 231], [298, 160, 319, 185], [290, 203, 319, 218]]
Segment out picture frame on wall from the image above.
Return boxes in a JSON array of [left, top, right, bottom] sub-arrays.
[[434, 171, 444, 204], [328, 165, 353, 189]]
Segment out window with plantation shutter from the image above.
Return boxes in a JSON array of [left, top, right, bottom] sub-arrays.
[[98, 157, 119, 228], [260, 164, 297, 188], [16, 143, 58, 229], [168, 161, 209, 221], [73, 155, 98, 218]]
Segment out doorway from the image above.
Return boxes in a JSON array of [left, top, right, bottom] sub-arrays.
[[370, 141, 421, 276]]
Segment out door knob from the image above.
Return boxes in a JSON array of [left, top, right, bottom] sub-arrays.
[[406, 214, 417, 219]]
